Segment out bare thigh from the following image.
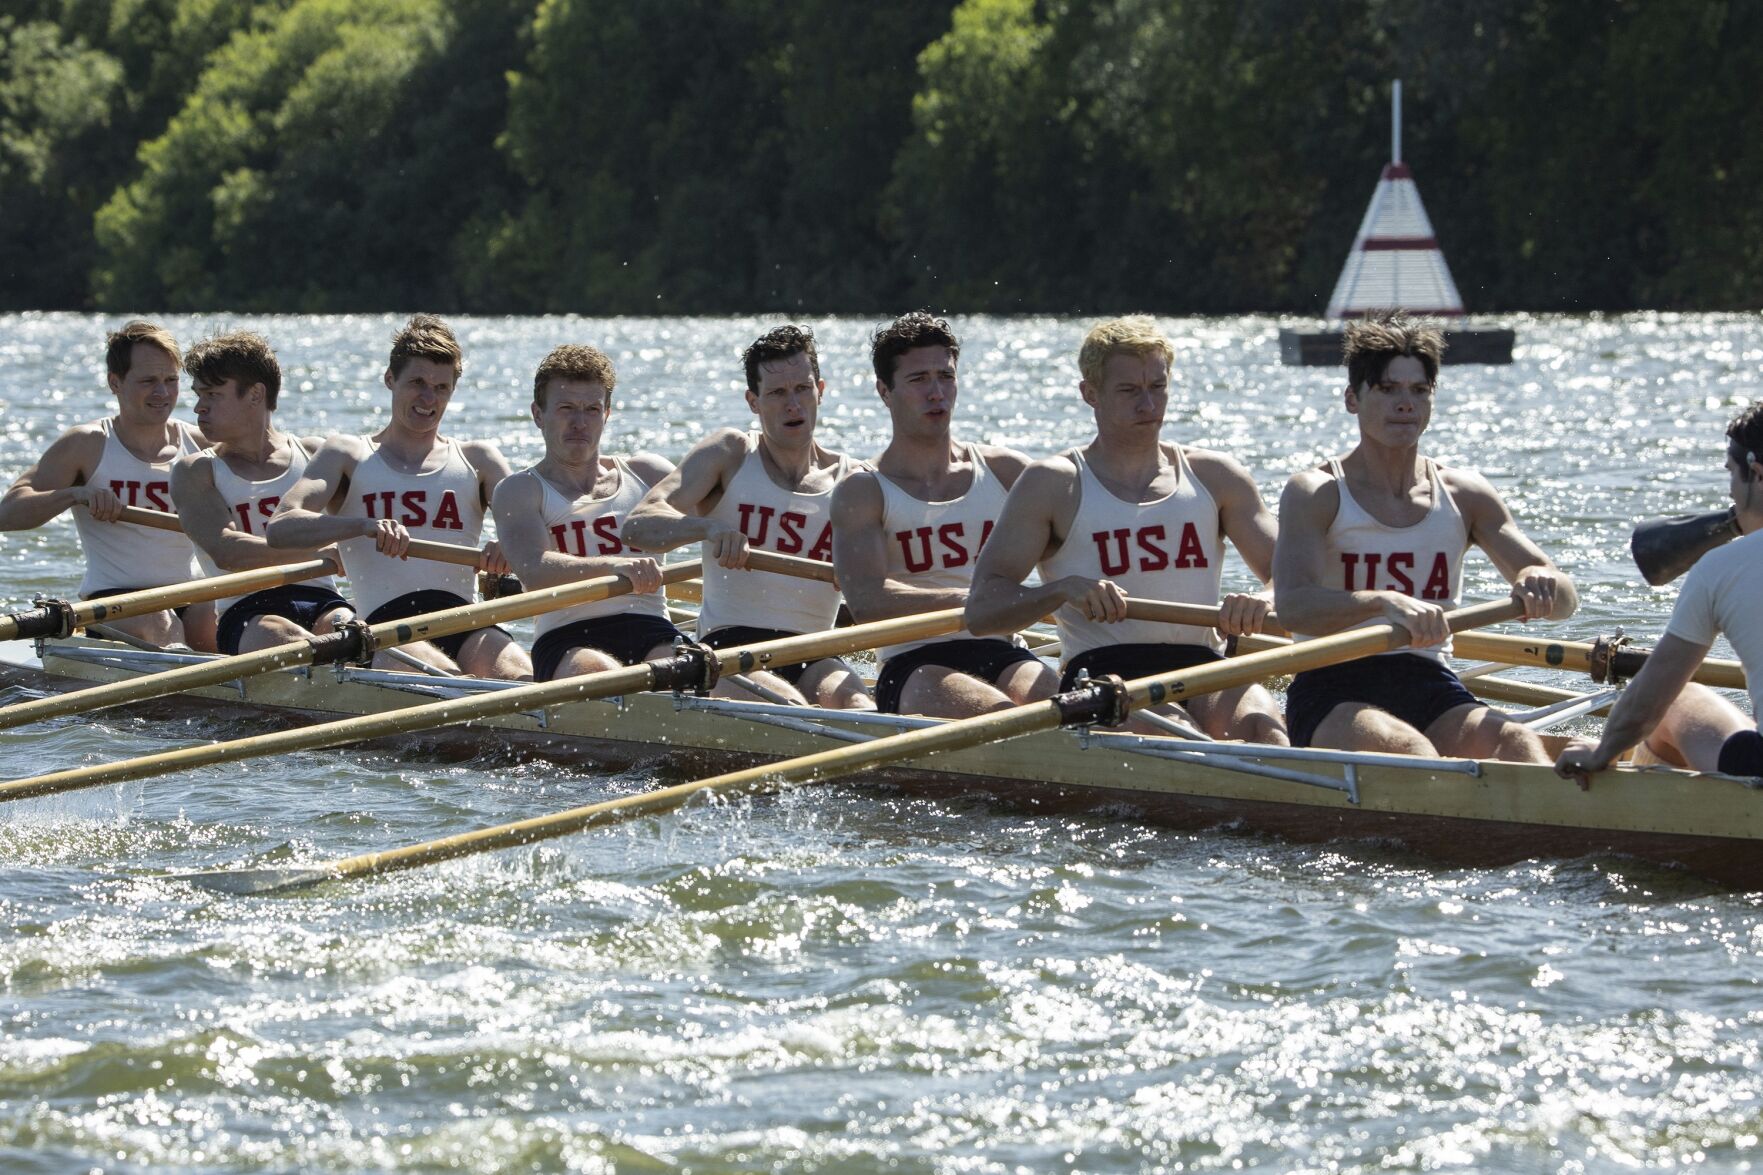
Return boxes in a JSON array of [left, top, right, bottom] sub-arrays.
[[1424, 702, 1549, 763], [458, 626, 533, 680], [797, 656, 875, 710], [897, 664, 1016, 719], [1309, 701, 1436, 755]]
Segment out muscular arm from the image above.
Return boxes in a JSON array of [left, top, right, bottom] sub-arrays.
[[976, 444, 1033, 490], [966, 459, 1080, 635], [172, 454, 331, 571], [833, 472, 969, 621], [1192, 450, 1278, 584], [266, 438, 369, 548], [1450, 468, 1578, 621], [490, 472, 662, 592], [0, 428, 104, 530], [1557, 634, 1708, 775], [622, 430, 745, 552]]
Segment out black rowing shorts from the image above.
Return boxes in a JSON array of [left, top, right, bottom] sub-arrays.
[[1059, 642, 1224, 692], [1719, 729, 1763, 777], [531, 613, 685, 682], [700, 626, 820, 686], [876, 638, 1044, 714], [216, 584, 353, 655], [365, 589, 510, 666], [1285, 652, 1481, 748]]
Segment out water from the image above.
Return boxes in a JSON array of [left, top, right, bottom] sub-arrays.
[[1, 312, 1760, 1172]]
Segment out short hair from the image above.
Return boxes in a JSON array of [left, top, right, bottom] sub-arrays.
[[743, 324, 821, 394], [106, 319, 180, 378], [1727, 401, 1763, 475], [871, 311, 959, 386], [1342, 311, 1446, 390], [183, 331, 283, 409], [1078, 315, 1175, 388], [532, 344, 616, 408], [388, 313, 462, 380]]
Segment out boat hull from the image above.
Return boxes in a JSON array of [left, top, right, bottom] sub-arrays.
[[3, 637, 1759, 888]]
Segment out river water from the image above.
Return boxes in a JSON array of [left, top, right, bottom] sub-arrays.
[[1, 312, 1759, 1173]]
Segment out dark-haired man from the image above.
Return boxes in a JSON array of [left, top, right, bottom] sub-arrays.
[[1556, 402, 1763, 781], [1273, 312, 1575, 761], [268, 314, 531, 679], [0, 320, 216, 650], [624, 325, 873, 708], [966, 316, 1286, 741], [492, 344, 681, 682], [170, 331, 354, 655], [831, 311, 1059, 717]]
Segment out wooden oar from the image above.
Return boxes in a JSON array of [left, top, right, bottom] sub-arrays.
[[0, 606, 963, 807], [185, 598, 1525, 895], [0, 556, 338, 641], [1450, 631, 1746, 691], [0, 505, 487, 642], [1630, 507, 1740, 586]]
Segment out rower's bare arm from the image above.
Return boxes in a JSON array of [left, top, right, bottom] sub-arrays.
[[0, 427, 104, 530], [266, 438, 368, 548], [490, 473, 664, 593], [1273, 470, 1447, 643], [1556, 634, 1707, 778], [832, 472, 969, 621], [1451, 469, 1578, 621], [462, 440, 515, 509], [1194, 450, 1278, 584], [171, 454, 321, 571], [623, 430, 744, 554], [966, 460, 1090, 635]]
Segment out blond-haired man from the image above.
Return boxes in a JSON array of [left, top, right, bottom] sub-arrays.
[[268, 315, 530, 679], [0, 320, 216, 650], [967, 316, 1286, 741]]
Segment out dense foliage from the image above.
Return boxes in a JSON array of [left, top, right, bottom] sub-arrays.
[[2, 0, 1757, 313]]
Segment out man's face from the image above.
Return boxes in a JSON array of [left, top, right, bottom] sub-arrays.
[[192, 378, 259, 444], [108, 343, 180, 425], [534, 378, 610, 460], [385, 357, 457, 435], [1347, 354, 1434, 444], [1082, 351, 1168, 437], [746, 352, 822, 447], [880, 345, 958, 434]]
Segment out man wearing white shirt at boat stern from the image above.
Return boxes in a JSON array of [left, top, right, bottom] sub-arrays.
[[965, 316, 1287, 742], [623, 324, 874, 708], [492, 344, 682, 682], [1556, 402, 1763, 782], [267, 314, 531, 679], [831, 311, 1060, 717], [0, 320, 216, 650], [171, 330, 355, 655], [1273, 312, 1575, 762]]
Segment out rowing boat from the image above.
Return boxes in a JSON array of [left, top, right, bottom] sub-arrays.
[[3, 624, 1760, 889]]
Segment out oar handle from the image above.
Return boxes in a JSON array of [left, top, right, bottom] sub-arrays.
[[115, 504, 482, 568], [1122, 597, 1292, 638]]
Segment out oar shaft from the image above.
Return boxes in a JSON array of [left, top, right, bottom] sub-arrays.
[[115, 505, 482, 568], [0, 608, 963, 804], [1452, 631, 1746, 691], [0, 558, 342, 641], [1122, 598, 1292, 638], [220, 599, 1521, 892]]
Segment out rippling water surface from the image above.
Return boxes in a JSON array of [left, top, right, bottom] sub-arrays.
[[2, 312, 1761, 1173]]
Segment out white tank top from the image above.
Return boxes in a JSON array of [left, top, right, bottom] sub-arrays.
[[1038, 447, 1225, 660], [519, 459, 669, 637], [194, 437, 340, 616], [696, 433, 854, 637], [1294, 458, 1468, 663], [874, 444, 1008, 661], [76, 417, 202, 596], [336, 437, 484, 616]]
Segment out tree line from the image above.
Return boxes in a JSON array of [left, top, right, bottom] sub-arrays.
[[3, 0, 1757, 315]]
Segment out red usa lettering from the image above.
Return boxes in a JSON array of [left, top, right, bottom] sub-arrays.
[[232, 495, 282, 534], [736, 502, 816, 556], [109, 479, 172, 511], [549, 515, 627, 557], [895, 520, 995, 573], [361, 489, 465, 531], [1091, 523, 1210, 576], [1340, 551, 1452, 599]]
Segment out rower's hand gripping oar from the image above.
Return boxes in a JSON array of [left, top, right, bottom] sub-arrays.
[[0, 596, 960, 808], [187, 598, 1524, 896], [1630, 506, 1741, 586]]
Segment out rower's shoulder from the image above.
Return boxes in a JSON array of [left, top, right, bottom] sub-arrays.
[[490, 466, 542, 510], [1178, 444, 1260, 486], [624, 451, 675, 485], [1019, 450, 1081, 488], [972, 442, 1032, 483], [830, 466, 884, 516]]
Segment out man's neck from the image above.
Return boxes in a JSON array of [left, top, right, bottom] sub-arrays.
[[112, 412, 176, 454], [1087, 428, 1168, 482], [537, 448, 605, 497], [878, 429, 962, 480], [758, 431, 821, 484], [1346, 439, 1426, 494], [214, 425, 280, 465], [376, 421, 442, 463]]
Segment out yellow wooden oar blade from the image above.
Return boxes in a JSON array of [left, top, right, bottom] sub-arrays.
[[187, 599, 1523, 896], [0, 605, 963, 806]]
